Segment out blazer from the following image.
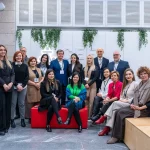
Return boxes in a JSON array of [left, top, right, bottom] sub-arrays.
[[50, 59, 69, 86], [107, 60, 130, 82], [83, 66, 99, 86], [68, 63, 83, 79], [107, 81, 123, 100], [94, 57, 109, 80], [38, 80, 61, 111]]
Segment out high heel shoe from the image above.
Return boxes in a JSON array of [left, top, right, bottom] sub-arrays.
[[98, 126, 110, 136], [57, 117, 63, 124], [78, 125, 82, 133], [46, 125, 52, 132], [64, 118, 70, 125], [95, 115, 107, 124]]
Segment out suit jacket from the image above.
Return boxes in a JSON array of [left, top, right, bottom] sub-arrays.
[[49, 59, 69, 86], [94, 57, 109, 81], [107, 60, 130, 82]]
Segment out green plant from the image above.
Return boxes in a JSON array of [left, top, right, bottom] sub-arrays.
[[16, 29, 23, 48], [139, 30, 148, 50], [45, 28, 61, 50], [117, 29, 125, 50], [31, 28, 46, 49], [83, 29, 97, 49]]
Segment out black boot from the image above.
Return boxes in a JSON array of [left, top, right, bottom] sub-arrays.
[[64, 118, 70, 125], [78, 125, 82, 133], [46, 125, 52, 132], [21, 119, 26, 127], [57, 117, 63, 124], [11, 119, 16, 128], [0, 132, 5, 136], [91, 111, 102, 122]]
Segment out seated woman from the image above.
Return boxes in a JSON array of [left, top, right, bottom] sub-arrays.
[[107, 66, 150, 144], [98, 68, 138, 136], [64, 72, 87, 133], [95, 71, 122, 127], [38, 69, 62, 132], [91, 68, 112, 122]]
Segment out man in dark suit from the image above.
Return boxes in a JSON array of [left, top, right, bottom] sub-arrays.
[[50, 49, 69, 105], [94, 48, 109, 92], [108, 51, 130, 82]]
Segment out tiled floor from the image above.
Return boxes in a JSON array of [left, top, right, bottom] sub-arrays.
[[0, 120, 128, 150]]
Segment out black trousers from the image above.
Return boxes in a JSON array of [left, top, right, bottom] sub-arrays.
[[61, 84, 66, 105], [0, 89, 12, 132], [67, 102, 83, 126], [100, 102, 112, 115], [96, 79, 102, 93], [92, 96, 103, 116], [47, 97, 60, 125]]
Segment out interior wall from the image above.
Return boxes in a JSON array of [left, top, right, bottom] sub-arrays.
[[16, 29, 150, 77]]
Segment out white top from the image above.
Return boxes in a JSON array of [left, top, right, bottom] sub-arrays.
[[98, 57, 103, 69], [98, 78, 112, 99], [72, 64, 75, 71], [120, 81, 138, 103], [58, 60, 64, 70]]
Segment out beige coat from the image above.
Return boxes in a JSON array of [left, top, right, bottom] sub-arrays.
[[134, 78, 150, 117], [27, 67, 42, 103]]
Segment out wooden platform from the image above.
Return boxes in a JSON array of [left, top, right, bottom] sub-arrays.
[[124, 118, 150, 150]]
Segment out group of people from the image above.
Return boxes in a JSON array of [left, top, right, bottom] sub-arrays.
[[0, 45, 150, 145]]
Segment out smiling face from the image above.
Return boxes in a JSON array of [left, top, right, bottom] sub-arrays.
[[97, 48, 104, 58], [104, 69, 110, 79], [140, 71, 149, 82], [87, 55, 93, 65], [15, 53, 23, 62], [57, 51, 64, 60], [48, 71, 54, 80], [73, 74, 79, 84], [42, 55, 48, 64], [71, 55, 77, 64], [125, 71, 134, 82], [0, 46, 6, 58], [113, 51, 120, 62], [29, 59, 37, 67], [111, 73, 119, 82], [20, 47, 27, 59]]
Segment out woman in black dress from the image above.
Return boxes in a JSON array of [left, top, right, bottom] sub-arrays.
[[38, 69, 63, 132]]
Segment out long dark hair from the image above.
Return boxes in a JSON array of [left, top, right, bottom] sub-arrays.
[[71, 53, 81, 72], [70, 72, 82, 88], [44, 69, 58, 92], [103, 68, 111, 79], [40, 54, 49, 69], [122, 68, 135, 93]]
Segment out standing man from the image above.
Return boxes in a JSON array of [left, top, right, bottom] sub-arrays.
[[108, 51, 130, 82], [94, 48, 109, 92], [50, 49, 69, 105], [20, 47, 28, 65]]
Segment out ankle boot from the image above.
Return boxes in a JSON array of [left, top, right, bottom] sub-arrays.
[[64, 118, 70, 125], [57, 117, 63, 124], [98, 126, 110, 136], [21, 119, 26, 127], [91, 111, 102, 122], [46, 125, 52, 132], [78, 125, 82, 133], [95, 115, 107, 124], [11, 119, 16, 128]]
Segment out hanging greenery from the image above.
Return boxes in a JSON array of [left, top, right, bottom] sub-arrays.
[[16, 29, 23, 48], [117, 29, 125, 50], [83, 29, 97, 49], [45, 28, 61, 50], [31, 28, 46, 49], [138, 29, 148, 50]]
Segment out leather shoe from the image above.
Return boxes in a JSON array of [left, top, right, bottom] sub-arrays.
[[46, 125, 52, 132], [107, 137, 118, 144], [64, 118, 70, 125], [91, 112, 101, 122], [0, 132, 5, 136], [98, 126, 110, 136], [21, 119, 26, 127], [95, 115, 107, 124], [11, 119, 16, 128], [78, 125, 82, 133], [57, 117, 63, 124]]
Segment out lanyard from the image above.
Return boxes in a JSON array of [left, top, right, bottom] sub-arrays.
[[103, 79, 109, 91], [58, 60, 64, 70], [123, 83, 132, 98], [86, 66, 90, 77]]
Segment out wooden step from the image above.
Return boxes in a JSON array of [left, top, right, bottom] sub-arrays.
[[124, 118, 150, 150]]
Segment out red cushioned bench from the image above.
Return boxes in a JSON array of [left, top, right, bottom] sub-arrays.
[[31, 106, 88, 129]]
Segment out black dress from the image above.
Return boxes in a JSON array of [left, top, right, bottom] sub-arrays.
[[38, 80, 61, 125], [0, 61, 15, 132]]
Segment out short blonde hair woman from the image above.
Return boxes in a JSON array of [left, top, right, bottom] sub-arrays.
[[83, 54, 99, 118]]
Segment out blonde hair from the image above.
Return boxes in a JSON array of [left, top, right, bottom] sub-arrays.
[[84, 54, 95, 76], [0, 45, 12, 69]]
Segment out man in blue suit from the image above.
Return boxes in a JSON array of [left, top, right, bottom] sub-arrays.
[[50, 49, 69, 105], [94, 48, 109, 92], [108, 51, 130, 82]]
